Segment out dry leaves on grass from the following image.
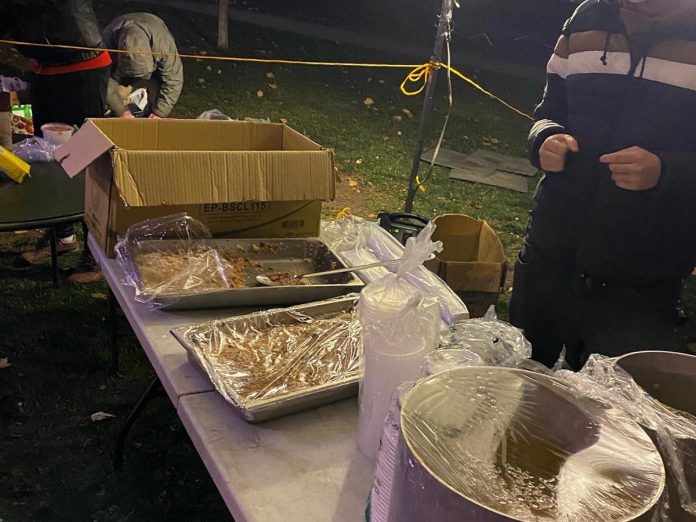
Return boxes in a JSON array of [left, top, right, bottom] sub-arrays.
[[280, 118, 288, 124], [266, 72, 275, 79], [256, 90, 264, 98], [0, 358, 11, 369], [363, 97, 374, 106], [402, 108, 413, 118], [90, 411, 116, 422], [347, 178, 359, 188], [268, 83, 278, 90]]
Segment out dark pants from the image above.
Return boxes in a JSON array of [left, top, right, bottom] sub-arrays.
[[509, 245, 683, 370], [30, 65, 109, 238]]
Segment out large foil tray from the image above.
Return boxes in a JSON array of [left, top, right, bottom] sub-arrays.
[[171, 296, 361, 423], [132, 238, 364, 310]]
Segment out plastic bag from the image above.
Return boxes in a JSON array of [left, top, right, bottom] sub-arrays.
[[172, 296, 361, 421], [441, 305, 532, 367], [357, 221, 442, 461], [322, 216, 468, 324], [197, 109, 232, 120], [114, 213, 235, 306], [12, 137, 56, 163], [389, 367, 665, 522], [555, 354, 696, 518]]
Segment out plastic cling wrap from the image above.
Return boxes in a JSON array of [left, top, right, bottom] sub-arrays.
[[556, 353, 696, 519], [12, 137, 57, 163], [389, 367, 665, 522], [441, 306, 532, 367], [172, 297, 361, 422], [322, 216, 468, 324]]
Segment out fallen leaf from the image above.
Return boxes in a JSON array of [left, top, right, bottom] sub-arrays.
[[355, 159, 363, 165], [206, 65, 212, 71], [268, 83, 278, 90], [348, 178, 359, 188], [490, 137, 500, 145], [378, 79, 386, 84], [197, 78, 205, 84], [392, 115, 402, 122], [402, 108, 413, 118], [256, 90, 264, 98], [363, 97, 374, 106], [217, 69, 222, 75], [199, 50, 208, 56], [90, 292, 107, 300], [367, 213, 377, 219], [266, 72, 275, 79], [0, 358, 11, 369], [195, 58, 202, 63], [99, 384, 107, 391], [279, 118, 288, 124], [90, 411, 116, 422]]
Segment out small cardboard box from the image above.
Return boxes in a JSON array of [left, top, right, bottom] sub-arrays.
[[425, 214, 507, 318], [56, 119, 335, 256]]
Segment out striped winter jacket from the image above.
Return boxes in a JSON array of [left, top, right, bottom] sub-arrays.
[[527, 0, 696, 282]]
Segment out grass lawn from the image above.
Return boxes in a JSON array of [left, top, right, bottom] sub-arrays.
[[1, 2, 694, 521]]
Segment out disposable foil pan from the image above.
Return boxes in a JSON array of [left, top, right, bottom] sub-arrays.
[[131, 238, 364, 310], [172, 296, 361, 422]]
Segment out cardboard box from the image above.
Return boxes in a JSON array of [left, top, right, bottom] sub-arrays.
[[425, 214, 507, 318], [56, 119, 335, 256]]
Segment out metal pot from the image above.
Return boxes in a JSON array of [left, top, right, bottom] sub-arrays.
[[388, 367, 664, 522], [617, 351, 696, 521]]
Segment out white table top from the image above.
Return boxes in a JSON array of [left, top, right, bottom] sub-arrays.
[[89, 235, 373, 521]]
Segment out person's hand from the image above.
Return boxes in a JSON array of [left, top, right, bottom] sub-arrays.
[[599, 146, 662, 191], [148, 113, 161, 119], [539, 134, 579, 172], [122, 110, 135, 119]]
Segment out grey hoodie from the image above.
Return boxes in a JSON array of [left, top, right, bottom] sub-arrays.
[[103, 13, 183, 117]]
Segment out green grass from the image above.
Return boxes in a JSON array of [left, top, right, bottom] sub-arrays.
[[1, 2, 694, 521]]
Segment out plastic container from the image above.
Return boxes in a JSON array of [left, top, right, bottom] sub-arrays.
[[0, 145, 31, 184]]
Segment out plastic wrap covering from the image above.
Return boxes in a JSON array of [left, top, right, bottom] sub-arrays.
[[357, 222, 442, 461], [114, 213, 226, 304], [441, 306, 532, 367], [322, 216, 468, 324], [556, 353, 696, 520], [172, 296, 361, 422], [12, 137, 57, 163], [389, 367, 665, 522]]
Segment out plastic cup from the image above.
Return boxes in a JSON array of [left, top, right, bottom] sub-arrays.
[[41, 123, 74, 145]]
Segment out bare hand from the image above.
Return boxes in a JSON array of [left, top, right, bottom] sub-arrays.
[[599, 146, 661, 191], [148, 113, 161, 119], [122, 110, 135, 119], [539, 134, 579, 172]]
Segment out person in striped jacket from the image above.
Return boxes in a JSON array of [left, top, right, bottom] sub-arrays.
[[510, 0, 696, 370]]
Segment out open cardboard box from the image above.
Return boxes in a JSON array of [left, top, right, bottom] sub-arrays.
[[425, 214, 507, 317], [56, 118, 335, 256]]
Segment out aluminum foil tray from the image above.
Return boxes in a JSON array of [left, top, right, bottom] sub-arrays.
[[171, 296, 361, 423], [132, 238, 364, 310]]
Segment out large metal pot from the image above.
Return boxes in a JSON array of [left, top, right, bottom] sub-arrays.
[[617, 351, 696, 521], [388, 367, 664, 522]]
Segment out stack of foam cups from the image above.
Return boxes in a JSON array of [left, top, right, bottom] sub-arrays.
[[357, 288, 439, 462]]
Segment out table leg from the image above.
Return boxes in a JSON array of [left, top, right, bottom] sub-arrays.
[[114, 376, 165, 472], [81, 220, 90, 267], [49, 225, 59, 287], [108, 288, 120, 375]]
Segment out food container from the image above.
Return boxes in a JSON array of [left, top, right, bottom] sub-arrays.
[[128, 238, 364, 310], [388, 367, 665, 522], [40, 122, 74, 145], [616, 351, 696, 521], [172, 296, 361, 422]]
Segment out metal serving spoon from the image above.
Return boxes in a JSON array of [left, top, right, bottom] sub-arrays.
[[255, 258, 403, 286]]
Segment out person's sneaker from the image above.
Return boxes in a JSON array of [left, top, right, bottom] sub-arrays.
[[21, 237, 79, 265], [68, 269, 103, 284]]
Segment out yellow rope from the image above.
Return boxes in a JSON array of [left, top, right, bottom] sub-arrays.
[[335, 207, 352, 219], [0, 39, 533, 121]]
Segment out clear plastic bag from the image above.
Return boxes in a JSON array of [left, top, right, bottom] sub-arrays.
[[12, 137, 56, 163], [172, 296, 361, 421], [440, 305, 532, 367], [322, 216, 468, 324], [389, 367, 665, 522], [114, 213, 234, 305], [357, 221, 442, 461], [196, 109, 232, 120]]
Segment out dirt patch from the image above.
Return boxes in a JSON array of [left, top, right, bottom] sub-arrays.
[[323, 172, 371, 219]]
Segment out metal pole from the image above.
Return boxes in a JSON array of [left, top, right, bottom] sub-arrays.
[[404, 0, 453, 213]]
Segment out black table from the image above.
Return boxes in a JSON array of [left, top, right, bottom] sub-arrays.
[[0, 161, 85, 285]]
